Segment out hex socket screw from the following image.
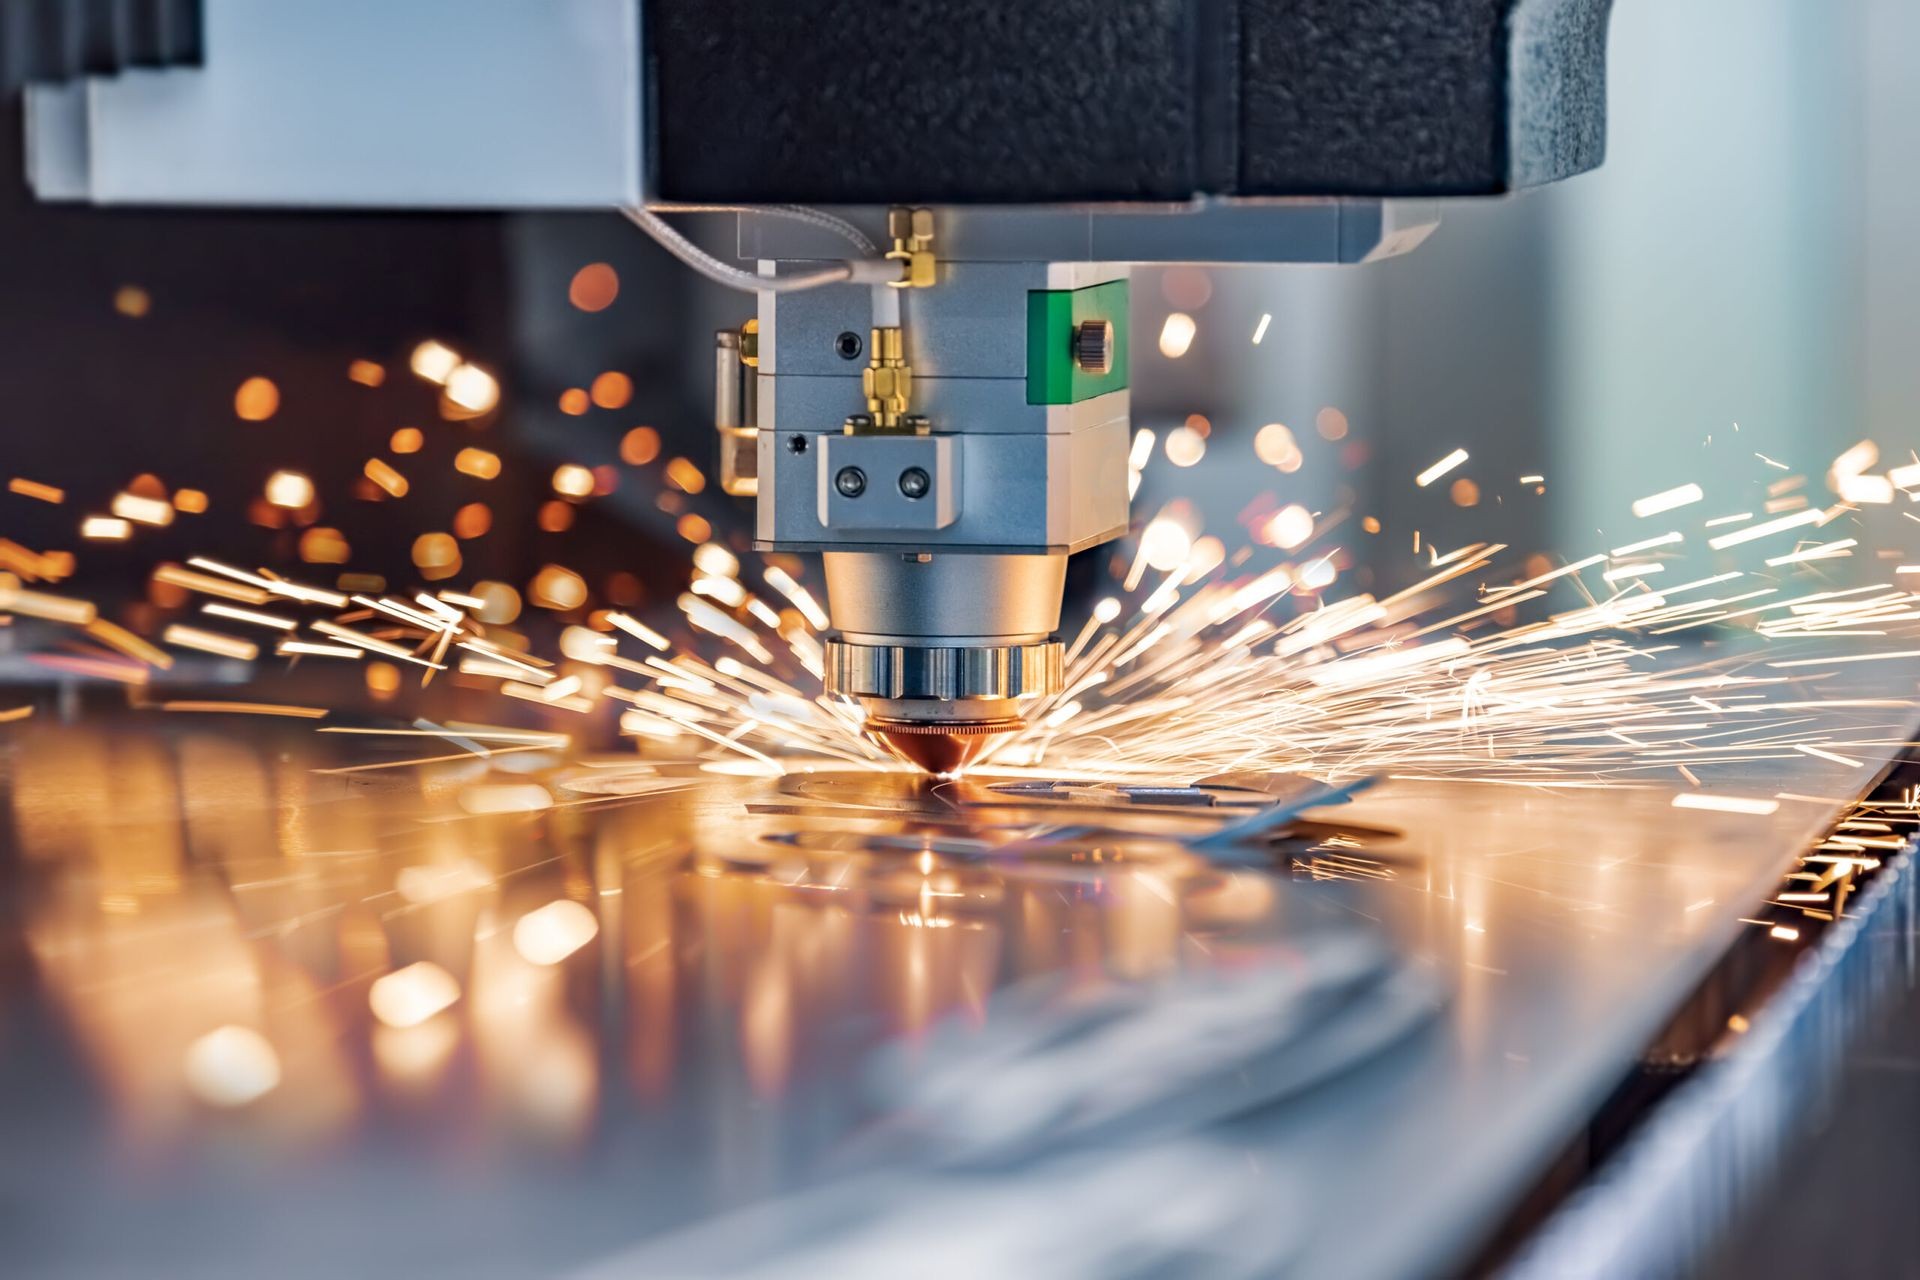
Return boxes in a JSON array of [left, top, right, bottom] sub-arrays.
[[834, 466, 867, 498], [898, 467, 931, 499]]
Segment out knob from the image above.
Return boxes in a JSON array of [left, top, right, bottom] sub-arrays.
[[1072, 319, 1114, 374]]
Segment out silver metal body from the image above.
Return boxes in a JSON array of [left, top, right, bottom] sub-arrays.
[[745, 207, 1434, 740]]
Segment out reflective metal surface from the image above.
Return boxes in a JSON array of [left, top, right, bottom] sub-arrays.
[[0, 690, 1907, 1276]]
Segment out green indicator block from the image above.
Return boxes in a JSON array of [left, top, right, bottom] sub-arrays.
[[1026, 279, 1130, 405]]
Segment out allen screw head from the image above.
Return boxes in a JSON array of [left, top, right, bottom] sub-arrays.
[[834, 466, 867, 498], [787, 435, 808, 454], [898, 466, 931, 499], [835, 331, 864, 360]]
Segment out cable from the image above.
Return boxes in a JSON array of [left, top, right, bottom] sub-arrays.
[[621, 205, 897, 295], [644, 202, 880, 256]]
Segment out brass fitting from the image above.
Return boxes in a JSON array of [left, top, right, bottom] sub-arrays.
[[846, 209, 934, 433], [886, 207, 936, 289], [861, 325, 911, 428], [715, 325, 759, 496]]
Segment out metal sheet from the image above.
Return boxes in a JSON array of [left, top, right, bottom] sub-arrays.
[[0, 681, 1907, 1276]]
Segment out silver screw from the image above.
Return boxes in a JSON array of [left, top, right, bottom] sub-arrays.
[[834, 466, 867, 498], [898, 467, 930, 499]]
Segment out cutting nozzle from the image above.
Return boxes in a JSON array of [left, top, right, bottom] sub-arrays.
[[866, 715, 1024, 776], [818, 554, 1067, 777]]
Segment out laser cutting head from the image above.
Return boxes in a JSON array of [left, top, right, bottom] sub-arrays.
[[733, 208, 1434, 774]]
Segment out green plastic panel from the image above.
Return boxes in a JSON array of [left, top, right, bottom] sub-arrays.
[[1026, 279, 1129, 405]]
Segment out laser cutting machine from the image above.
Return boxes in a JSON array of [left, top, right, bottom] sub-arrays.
[[21, 11, 1920, 1279], [5, 0, 1614, 770]]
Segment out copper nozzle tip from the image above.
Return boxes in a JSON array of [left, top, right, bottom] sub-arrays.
[[866, 717, 1022, 776]]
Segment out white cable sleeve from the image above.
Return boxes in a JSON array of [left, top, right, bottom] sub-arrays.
[[644, 202, 881, 256], [621, 206, 881, 295]]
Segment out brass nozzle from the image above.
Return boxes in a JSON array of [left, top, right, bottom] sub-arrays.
[[865, 714, 1024, 776]]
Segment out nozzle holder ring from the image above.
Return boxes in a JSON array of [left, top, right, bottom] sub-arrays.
[[824, 638, 1062, 701]]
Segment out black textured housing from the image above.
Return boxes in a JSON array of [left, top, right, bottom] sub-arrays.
[[0, 0, 202, 94], [647, 0, 1612, 203]]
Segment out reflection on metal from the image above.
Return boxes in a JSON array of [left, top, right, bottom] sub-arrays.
[[1505, 765, 1920, 1280], [12, 722, 1384, 1154], [2, 716, 1910, 1276]]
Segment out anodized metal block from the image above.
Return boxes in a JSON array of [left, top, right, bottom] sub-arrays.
[[818, 434, 959, 532], [757, 409, 1128, 554]]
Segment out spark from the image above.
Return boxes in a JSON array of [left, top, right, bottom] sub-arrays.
[[513, 900, 600, 966], [1416, 449, 1469, 488], [1768, 649, 1920, 669], [203, 602, 299, 631], [454, 448, 501, 480], [311, 620, 445, 668], [183, 1027, 280, 1107], [0, 581, 96, 625], [81, 516, 131, 541], [159, 701, 328, 719], [278, 640, 362, 659], [369, 961, 459, 1028], [154, 563, 270, 604], [1794, 743, 1864, 768], [608, 612, 671, 651], [1672, 793, 1781, 816], [1707, 508, 1824, 550], [264, 471, 315, 509], [444, 364, 499, 414], [1611, 532, 1682, 556], [9, 478, 63, 504], [163, 625, 258, 661], [1765, 539, 1856, 568], [187, 557, 347, 606], [457, 784, 555, 815], [1158, 312, 1197, 359], [14, 348, 1920, 830], [85, 619, 171, 668], [364, 458, 409, 498], [1631, 484, 1704, 518], [110, 493, 174, 526], [409, 341, 460, 384]]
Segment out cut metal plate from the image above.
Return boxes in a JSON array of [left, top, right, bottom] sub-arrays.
[[0, 688, 1909, 1277]]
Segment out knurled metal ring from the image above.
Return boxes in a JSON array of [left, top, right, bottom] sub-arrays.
[[824, 638, 1063, 701], [1072, 319, 1114, 374]]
